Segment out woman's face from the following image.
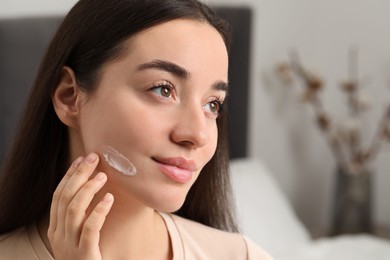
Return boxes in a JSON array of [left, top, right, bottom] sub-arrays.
[[76, 19, 228, 212]]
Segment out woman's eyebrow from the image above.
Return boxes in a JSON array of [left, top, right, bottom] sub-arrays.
[[212, 81, 228, 92], [136, 59, 228, 92], [136, 59, 189, 79]]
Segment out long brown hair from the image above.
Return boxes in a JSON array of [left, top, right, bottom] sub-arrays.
[[0, 0, 237, 234]]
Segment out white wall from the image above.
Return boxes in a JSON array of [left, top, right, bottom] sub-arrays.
[[2, 0, 390, 236], [0, 0, 77, 17]]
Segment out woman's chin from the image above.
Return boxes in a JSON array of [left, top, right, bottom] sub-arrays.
[[151, 196, 187, 213]]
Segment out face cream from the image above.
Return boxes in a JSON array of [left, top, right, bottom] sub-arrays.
[[101, 145, 137, 176]]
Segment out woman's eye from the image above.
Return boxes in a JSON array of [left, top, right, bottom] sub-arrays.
[[151, 86, 172, 98], [203, 100, 223, 115], [150, 81, 174, 98]]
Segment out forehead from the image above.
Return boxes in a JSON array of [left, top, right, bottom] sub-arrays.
[[123, 19, 229, 80]]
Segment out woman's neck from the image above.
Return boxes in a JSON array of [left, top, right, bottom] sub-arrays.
[[99, 201, 171, 259]]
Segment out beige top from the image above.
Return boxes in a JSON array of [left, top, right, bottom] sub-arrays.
[[0, 213, 273, 259]]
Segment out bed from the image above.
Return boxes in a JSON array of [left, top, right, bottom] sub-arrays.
[[230, 158, 390, 259]]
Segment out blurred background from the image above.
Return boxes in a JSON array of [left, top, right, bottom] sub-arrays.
[[212, 0, 390, 238], [1, 0, 390, 251]]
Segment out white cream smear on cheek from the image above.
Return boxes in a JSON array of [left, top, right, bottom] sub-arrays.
[[101, 145, 137, 176]]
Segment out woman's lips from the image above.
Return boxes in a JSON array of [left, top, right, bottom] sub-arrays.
[[153, 157, 196, 184]]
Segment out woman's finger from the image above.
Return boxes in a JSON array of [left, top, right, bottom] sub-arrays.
[[65, 172, 108, 241], [48, 156, 83, 235], [79, 193, 114, 250], [54, 153, 99, 236]]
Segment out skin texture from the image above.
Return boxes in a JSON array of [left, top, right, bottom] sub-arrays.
[[47, 19, 228, 259]]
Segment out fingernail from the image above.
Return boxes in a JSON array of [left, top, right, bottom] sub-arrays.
[[86, 153, 97, 163], [103, 193, 113, 202], [95, 172, 106, 181], [73, 156, 83, 167]]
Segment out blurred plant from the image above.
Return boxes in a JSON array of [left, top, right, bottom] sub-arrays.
[[274, 48, 390, 175]]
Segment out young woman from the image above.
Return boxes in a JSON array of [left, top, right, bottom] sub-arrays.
[[0, 0, 273, 259]]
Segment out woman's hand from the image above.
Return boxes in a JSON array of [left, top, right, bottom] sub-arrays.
[[48, 153, 114, 260]]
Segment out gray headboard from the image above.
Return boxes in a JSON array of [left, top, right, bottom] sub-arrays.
[[0, 7, 252, 165], [216, 7, 251, 159]]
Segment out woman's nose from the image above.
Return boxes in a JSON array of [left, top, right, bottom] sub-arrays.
[[170, 104, 209, 149]]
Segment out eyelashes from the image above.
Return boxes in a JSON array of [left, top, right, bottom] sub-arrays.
[[148, 80, 225, 116]]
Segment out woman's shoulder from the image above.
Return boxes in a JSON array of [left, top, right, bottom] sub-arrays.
[[0, 226, 37, 258], [0, 224, 53, 260], [169, 214, 273, 259]]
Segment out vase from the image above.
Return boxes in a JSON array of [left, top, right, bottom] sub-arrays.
[[330, 166, 373, 236]]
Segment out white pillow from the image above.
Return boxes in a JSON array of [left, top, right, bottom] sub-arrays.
[[230, 158, 311, 255]]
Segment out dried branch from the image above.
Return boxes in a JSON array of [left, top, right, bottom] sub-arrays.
[[343, 47, 362, 158], [366, 104, 390, 163], [283, 49, 389, 175], [289, 50, 346, 166]]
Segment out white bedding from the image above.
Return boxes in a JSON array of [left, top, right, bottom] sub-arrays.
[[276, 235, 390, 260], [230, 158, 390, 259]]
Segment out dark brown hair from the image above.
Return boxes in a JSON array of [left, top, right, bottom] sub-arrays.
[[0, 0, 237, 234]]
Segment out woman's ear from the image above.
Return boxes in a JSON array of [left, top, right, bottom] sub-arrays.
[[52, 66, 82, 128]]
